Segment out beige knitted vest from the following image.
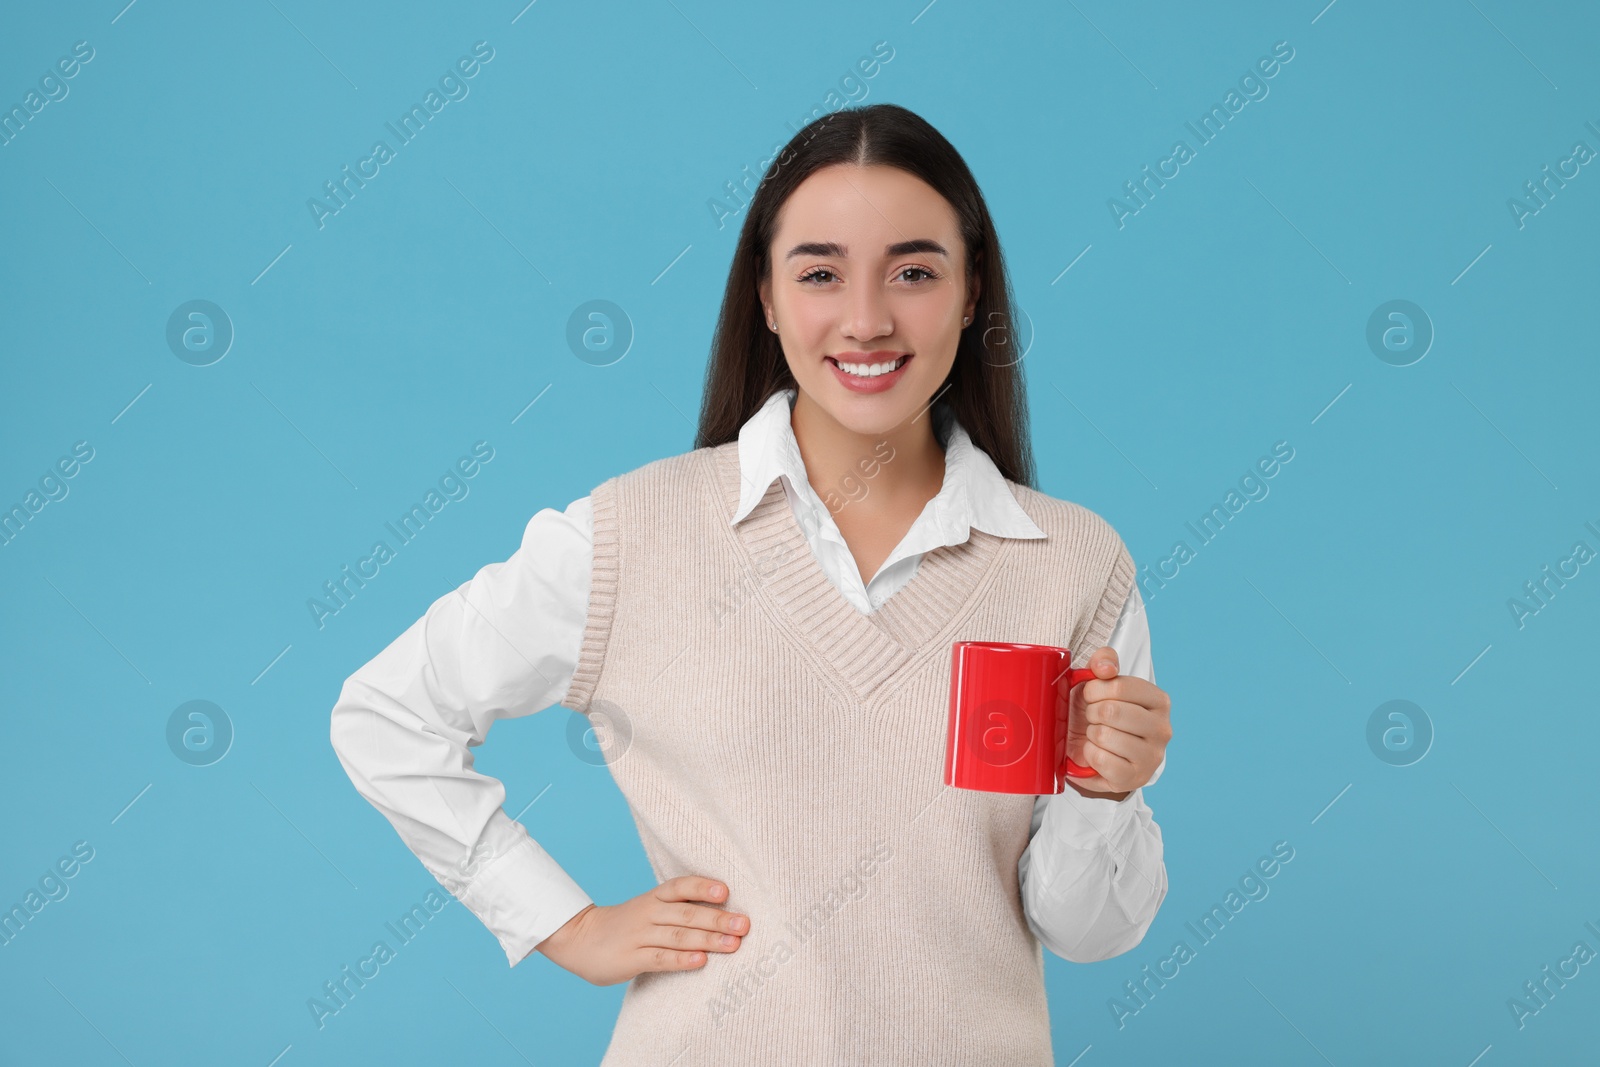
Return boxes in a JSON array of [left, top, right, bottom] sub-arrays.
[[560, 440, 1134, 1066]]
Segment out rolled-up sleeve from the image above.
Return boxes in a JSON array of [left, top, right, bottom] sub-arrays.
[[329, 496, 596, 967], [1019, 584, 1169, 963]]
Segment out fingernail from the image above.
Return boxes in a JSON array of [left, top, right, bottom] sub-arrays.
[[721, 934, 737, 947]]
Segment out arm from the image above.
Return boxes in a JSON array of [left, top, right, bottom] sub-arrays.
[[328, 496, 597, 967], [1018, 584, 1169, 963]]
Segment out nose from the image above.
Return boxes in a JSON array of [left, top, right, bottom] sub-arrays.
[[841, 281, 893, 343]]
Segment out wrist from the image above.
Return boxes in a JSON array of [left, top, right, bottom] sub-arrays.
[[1064, 779, 1131, 802], [538, 902, 596, 955]]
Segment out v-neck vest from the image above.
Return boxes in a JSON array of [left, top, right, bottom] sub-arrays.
[[561, 441, 1135, 1066]]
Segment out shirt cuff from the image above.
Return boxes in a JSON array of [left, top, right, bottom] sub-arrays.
[[452, 809, 595, 967], [1038, 783, 1143, 850]]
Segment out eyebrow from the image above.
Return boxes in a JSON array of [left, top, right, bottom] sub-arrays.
[[783, 239, 950, 260]]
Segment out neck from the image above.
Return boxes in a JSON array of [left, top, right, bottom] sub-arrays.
[[789, 389, 946, 516]]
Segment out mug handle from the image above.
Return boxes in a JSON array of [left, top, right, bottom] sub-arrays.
[[1058, 666, 1100, 779]]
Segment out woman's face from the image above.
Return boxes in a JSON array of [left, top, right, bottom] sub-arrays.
[[759, 163, 978, 439]]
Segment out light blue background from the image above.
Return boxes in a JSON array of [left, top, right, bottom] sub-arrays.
[[3, 1, 1596, 1064]]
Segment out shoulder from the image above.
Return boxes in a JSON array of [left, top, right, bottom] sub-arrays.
[[512, 493, 594, 564], [598, 441, 729, 495], [625, 444, 729, 481], [614, 444, 729, 483], [1007, 480, 1129, 555], [1007, 482, 1140, 652], [589, 442, 737, 528]]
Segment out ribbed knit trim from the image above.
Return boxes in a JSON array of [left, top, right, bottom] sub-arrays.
[[560, 475, 620, 715], [869, 528, 1008, 645], [708, 443, 1008, 702], [568, 446, 1135, 710], [1076, 543, 1137, 666]]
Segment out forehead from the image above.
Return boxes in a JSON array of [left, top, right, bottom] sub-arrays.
[[772, 164, 960, 250]]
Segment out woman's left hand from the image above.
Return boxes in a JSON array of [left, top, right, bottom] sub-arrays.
[[1061, 646, 1172, 800]]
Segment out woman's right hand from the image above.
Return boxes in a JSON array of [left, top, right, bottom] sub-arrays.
[[534, 875, 749, 986]]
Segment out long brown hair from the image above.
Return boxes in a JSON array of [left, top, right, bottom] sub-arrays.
[[692, 103, 1036, 490]]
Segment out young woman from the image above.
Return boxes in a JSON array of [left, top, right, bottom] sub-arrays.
[[331, 102, 1172, 1065]]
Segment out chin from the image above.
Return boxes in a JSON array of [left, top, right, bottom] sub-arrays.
[[814, 387, 928, 436]]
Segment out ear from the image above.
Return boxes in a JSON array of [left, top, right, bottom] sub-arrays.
[[758, 276, 772, 322], [964, 268, 981, 324]]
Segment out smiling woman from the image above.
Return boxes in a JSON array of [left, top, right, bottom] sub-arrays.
[[702, 113, 1032, 494], [331, 101, 1172, 1067]]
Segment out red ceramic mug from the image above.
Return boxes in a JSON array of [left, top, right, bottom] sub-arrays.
[[945, 641, 1100, 794]]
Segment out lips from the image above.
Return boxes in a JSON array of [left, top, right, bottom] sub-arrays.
[[828, 354, 908, 375], [825, 353, 913, 393]]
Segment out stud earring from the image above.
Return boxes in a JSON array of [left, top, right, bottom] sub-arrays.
[[962, 316, 971, 326]]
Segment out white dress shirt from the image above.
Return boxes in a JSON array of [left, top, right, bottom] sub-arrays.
[[330, 388, 1167, 968]]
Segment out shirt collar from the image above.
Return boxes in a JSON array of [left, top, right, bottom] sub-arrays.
[[729, 388, 1046, 542]]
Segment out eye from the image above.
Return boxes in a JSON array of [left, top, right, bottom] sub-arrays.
[[798, 267, 835, 285], [899, 266, 938, 283]]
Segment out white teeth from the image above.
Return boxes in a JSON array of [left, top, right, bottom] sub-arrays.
[[836, 356, 905, 377]]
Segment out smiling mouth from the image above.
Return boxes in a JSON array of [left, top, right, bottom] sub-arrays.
[[826, 355, 911, 378]]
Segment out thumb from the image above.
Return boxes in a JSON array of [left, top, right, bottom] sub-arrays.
[[1089, 645, 1119, 678]]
